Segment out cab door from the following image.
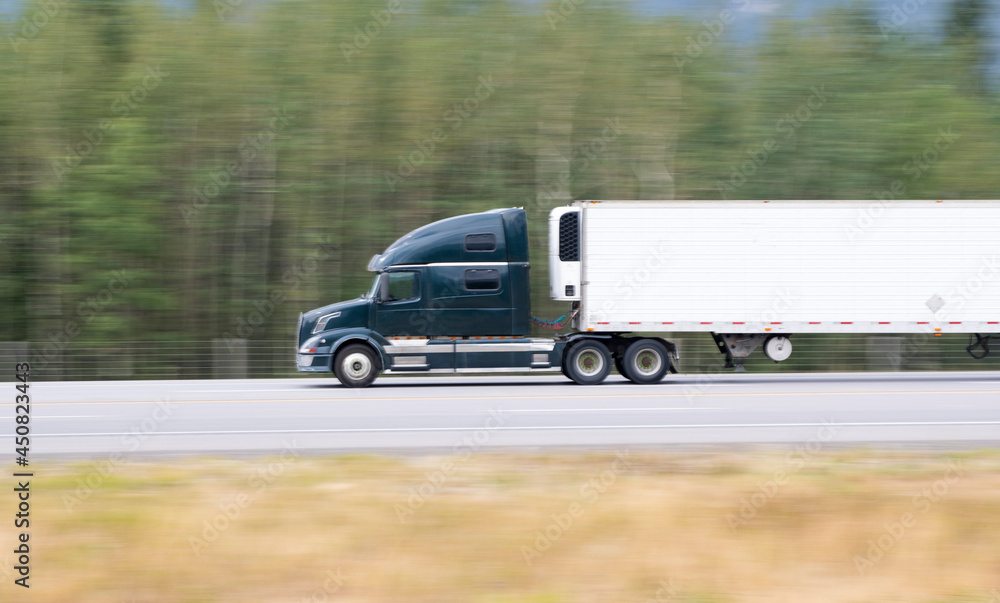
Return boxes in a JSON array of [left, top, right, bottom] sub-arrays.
[[424, 265, 512, 336], [374, 270, 424, 336]]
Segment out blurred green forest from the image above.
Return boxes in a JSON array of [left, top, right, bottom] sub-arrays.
[[1, 0, 997, 375]]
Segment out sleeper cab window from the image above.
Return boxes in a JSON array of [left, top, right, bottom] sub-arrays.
[[385, 271, 419, 302], [464, 269, 500, 292], [464, 233, 497, 252]]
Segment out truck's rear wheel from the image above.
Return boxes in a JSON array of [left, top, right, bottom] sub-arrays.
[[334, 344, 381, 388], [622, 339, 669, 384], [564, 341, 611, 385]]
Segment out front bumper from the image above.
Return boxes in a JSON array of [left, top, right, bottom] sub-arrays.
[[296, 353, 332, 372]]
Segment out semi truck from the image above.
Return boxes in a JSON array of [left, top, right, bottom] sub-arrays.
[[296, 200, 999, 387]]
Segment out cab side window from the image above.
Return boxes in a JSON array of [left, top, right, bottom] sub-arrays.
[[384, 271, 420, 302], [464, 233, 497, 252], [464, 269, 500, 291]]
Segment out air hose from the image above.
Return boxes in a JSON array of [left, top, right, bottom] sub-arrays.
[[529, 307, 579, 330]]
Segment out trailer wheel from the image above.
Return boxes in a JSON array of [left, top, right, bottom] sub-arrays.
[[622, 339, 669, 384], [334, 343, 381, 388], [564, 341, 611, 385]]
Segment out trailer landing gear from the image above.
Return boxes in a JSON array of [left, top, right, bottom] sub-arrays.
[[713, 333, 793, 371], [967, 334, 995, 360]]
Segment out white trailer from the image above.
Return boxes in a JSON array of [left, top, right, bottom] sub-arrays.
[[550, 200, 1000, 371]]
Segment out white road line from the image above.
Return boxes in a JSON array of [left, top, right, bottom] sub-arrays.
[[2, 409, 725, 417], [507, 407, 726, 412], [0, 415, 124, 419], [176, 387, 320, 394], [32, 382, 174, 387], [12, 420, 1000, 437], [14, 389, 1000, 406]]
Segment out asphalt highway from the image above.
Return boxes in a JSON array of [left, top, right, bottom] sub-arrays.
[[7, 371, 1000, 457]]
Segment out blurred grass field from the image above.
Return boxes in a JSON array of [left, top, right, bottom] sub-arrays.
[[6, 449, 1000, 602]]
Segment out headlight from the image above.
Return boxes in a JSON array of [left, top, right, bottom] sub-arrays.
[[312, 312, 341, 334]]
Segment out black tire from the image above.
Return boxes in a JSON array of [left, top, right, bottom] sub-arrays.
[[560, 343, 574, 380], [564, 341, 612, 385], [333, 343, 381, 388], [622, 339, 669, 384]]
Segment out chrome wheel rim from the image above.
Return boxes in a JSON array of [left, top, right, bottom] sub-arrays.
[[343, 352, 372, 380], [633, 348, 662, 376], [576, 350, 605, 376]]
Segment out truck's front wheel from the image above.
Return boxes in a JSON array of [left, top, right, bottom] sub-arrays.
[[564, 341, 611, 385], [334, 344, 381, 388], [622, 339, 669, 384]]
